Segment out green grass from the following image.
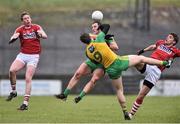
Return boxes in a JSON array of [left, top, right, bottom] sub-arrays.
[[0, 95, 180, 123]]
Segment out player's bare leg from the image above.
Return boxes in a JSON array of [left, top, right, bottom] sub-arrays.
[[18, 65, 36, 110], [74, 68, 104, 103], [111, 77, 131, 120], [129, 84, 151, 119], [6, 60, 25, 101], [55, 62, 91, 100], [128, 55, 169, 67], [67, 63, 91, 89]]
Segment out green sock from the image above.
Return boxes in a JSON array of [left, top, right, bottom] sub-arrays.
[[63, 88, 70, 97], [122, 107, 127, 114], [79, 91, 86, 99], [162, 61, 168, 66]]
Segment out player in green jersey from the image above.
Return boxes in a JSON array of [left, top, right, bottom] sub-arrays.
[[55, 21, 119, 102]]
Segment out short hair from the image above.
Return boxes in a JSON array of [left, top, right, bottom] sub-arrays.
[[170, 33, 179, 45], [92, 20, 101, 26], [20, 11, 30, 21], [80, 33, 91, 44]]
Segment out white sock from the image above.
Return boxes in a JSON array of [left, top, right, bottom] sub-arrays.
[[12, 90, 17, 93], [23, 101, 28, 106]]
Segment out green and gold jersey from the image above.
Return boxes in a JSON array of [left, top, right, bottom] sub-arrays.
[[86, 32, 118, 68], [89, 33, 113, 44]]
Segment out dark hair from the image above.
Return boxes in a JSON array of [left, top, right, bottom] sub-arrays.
[[80, 33, 91, 44], [92, 20, 101, 26], [170, 33, 179, 45], [20, 11, 30, 21]]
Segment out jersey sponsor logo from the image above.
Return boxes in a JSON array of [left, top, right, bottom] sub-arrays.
[[88, 45, 95, 53], [23, 32, 36, 39], [158, 45, 172, 54]]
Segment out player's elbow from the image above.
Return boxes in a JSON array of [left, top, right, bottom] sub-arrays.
[[110, 45, 119, 51], [42, 34, 48, 39], [113, 46, 119, 51]]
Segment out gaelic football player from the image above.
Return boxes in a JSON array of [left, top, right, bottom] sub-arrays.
[[7, 12, 47, 110], [129, 33, 179, 119]]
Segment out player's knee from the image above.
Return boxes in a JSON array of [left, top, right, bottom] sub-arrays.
[[92, 75, 100, 82], [138, 55, 146, 63], [9, 69, 16, 75], [90, 75, 100, 85], [74, 71, 83, 79]]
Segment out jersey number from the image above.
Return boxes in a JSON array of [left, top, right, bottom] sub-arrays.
[[93, 51, 102, 63]]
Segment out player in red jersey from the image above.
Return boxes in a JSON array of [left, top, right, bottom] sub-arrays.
[[129, 33, 179, 119], [6, 12, 47, 111]]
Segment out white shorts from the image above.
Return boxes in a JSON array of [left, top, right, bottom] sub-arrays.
[[143, 64, 161, 85], [15, 53, 40, 68]]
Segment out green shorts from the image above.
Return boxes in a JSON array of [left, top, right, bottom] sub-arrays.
[[106, 56, 129, 79], [85, 59, 104, 73]]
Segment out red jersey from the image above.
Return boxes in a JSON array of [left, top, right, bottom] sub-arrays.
[[15, 24, 42, 54], [150, 40, 180, 71]]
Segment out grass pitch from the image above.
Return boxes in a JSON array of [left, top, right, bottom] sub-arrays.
[[0, 95, 180, 123]]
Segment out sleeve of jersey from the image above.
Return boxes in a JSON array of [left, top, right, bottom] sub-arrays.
[[35, 24, 42, 31], [95, 32, 105, 43], [15, 26, 22, 33], [175, 49, 180, 57], [105, 39, 113, 44], [155, 40, 163, 46]]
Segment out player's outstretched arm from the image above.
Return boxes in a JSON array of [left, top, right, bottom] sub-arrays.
[[137, 44, 156, 55], [9, 33, 20, 44]]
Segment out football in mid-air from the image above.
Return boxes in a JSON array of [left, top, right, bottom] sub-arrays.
[[91, 10, 103, 21]]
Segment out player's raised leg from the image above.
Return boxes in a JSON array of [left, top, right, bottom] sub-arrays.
[[128, 55, 170, 67], [6, 59, 25, 101]]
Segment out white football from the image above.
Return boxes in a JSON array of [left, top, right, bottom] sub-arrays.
[[92, 10, 103, 21]]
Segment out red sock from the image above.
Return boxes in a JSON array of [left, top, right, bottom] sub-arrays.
[[130, 98, 143, 115]]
